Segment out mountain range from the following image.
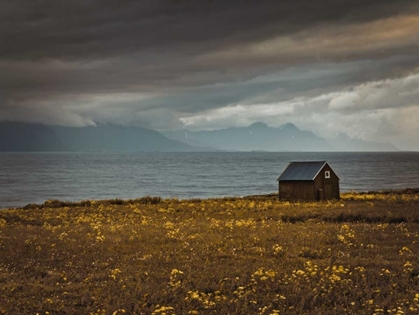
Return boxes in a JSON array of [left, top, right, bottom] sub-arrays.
[[51, 124, 198, 152], [0, 121, 399, 152], [0, 122, 197, 152], [0, 121, 65, 152], [161, 122, 399, 152]]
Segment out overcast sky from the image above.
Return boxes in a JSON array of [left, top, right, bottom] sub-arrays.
[[1, 0, 418, 149]]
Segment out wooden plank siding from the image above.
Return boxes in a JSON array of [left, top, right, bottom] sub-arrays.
[[279, 181, 315, 201]]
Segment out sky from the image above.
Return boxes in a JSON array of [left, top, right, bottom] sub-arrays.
[[0, 0, 418, 150]]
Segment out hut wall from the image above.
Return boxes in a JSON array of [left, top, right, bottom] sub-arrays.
[[313, 164, 340, 200], [279, 181, 315, 201]]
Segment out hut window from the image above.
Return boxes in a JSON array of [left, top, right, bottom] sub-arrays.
[[325, 171, 330, 178]]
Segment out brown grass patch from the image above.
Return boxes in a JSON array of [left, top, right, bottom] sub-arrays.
[[0, 191, 418, 314]]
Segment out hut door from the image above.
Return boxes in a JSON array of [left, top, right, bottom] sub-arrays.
[[325, 184, 332, 200], [317, 189, 324, 201]]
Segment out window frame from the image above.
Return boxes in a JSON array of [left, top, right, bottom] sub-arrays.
[[325, 171, 330, 179]]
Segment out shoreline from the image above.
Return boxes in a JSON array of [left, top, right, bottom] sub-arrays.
[[11, 187, 417, 211]]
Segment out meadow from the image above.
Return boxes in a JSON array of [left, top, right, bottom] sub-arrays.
[[0, 190, 418, 315]]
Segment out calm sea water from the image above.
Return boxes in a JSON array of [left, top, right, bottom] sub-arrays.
[[0, 152, 418, 209]]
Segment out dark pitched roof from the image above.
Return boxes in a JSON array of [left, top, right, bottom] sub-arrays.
[[277, 161, 328, 181]]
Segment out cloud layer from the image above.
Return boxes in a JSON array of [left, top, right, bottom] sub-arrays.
[[0, 0, 418, 149]]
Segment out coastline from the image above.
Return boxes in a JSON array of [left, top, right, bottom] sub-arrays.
[[13, 187, 418, 211]]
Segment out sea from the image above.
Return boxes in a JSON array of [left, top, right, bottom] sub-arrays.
[[0, 151, 418, 209]]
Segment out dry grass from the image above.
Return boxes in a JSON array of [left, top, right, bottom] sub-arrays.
[[0, 191, 418, 314]]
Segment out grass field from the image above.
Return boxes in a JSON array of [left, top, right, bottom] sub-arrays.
[[0, 191, 418, 315]]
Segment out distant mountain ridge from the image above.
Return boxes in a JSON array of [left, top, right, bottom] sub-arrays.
[[161, 122, 399, 152], [0, 121, 64, 151], [162, 122, 332, 151], [50, 124, 200, 152], [0, 121, 399, 152], [0, 122, 200, 152]]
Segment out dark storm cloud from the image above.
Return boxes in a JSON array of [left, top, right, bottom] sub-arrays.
[[1, 0, 417, 89], [1, 0, 416, 60], [0, 0, 418, 148]]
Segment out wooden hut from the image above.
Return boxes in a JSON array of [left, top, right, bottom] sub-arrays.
[[277, 161, 340, 201]]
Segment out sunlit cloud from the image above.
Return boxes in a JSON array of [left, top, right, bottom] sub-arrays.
[[178, 73, 419, 149]]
